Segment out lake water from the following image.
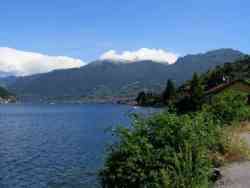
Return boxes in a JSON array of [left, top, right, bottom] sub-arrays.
[[0, 104, 157, 188]]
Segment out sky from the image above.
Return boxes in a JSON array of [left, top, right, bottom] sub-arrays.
[[0, 0, 250, 75]]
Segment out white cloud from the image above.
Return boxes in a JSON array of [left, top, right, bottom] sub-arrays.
[[100, 48, 178, 64], [0, 47, 85, 76]]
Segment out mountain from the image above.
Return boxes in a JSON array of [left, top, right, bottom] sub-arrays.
[[0, 76, 17, 87], [0, 71, 15, 78], [6, 49, 245, 101], [203, 55, 250, 83]]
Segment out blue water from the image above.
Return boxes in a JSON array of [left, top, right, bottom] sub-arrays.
[[0, 104, 155, 188]]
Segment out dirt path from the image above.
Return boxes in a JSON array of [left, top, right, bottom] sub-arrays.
[[240, 133, 250, 147], [215, 133, 250, 188]]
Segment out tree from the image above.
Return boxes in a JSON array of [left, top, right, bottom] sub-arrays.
[[190, 73, 204, 110], [136, 91, 146, 105], [162, 79, 176, 105], [206, 67, 225, 89]]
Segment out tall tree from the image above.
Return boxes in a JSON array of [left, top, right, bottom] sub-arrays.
[[162, 79, 176, 104], [190, 73, 204, 110], [136, 91, 146, 105]]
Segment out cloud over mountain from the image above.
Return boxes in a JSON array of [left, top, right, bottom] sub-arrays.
[[100, 48, 178, 64], [0, 47, 85, 76]]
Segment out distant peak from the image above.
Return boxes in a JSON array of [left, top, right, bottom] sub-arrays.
[[175, 48, 245, 65], [182, 48, 243, 57], [205, 48, 243, 54]]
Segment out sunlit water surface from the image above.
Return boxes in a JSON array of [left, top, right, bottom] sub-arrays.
[[0, 104, 157, 188]]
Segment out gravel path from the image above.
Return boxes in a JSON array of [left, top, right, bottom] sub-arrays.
[[215, 133, 250, 188], [215, 162, 250, 188], [240, 133, 250, 147]]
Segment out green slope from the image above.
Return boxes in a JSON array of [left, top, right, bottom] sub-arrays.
[[7, 49, 245, 100]]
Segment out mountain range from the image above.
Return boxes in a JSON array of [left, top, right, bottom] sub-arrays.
[[2, 48, 246, 101]]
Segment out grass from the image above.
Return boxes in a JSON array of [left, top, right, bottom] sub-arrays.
[[228, 121, 250, 134], [211, 122, 250, 166]]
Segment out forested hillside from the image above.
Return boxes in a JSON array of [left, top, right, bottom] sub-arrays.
[[6, 49, 244, 100], [137, 55, 250, 108]]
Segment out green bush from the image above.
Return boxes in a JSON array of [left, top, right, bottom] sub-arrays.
[[99, 111, 220, 188], [100, 90, 250, 187], [204, 90, 250, 124]]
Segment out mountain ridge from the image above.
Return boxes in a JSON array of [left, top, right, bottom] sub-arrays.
[[4, 48, 245, 101]]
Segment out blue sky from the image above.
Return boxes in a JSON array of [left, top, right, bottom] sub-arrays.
[[1, 0, 250, 62]]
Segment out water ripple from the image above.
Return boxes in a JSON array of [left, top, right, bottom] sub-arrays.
[[0, 104, 138, 188]]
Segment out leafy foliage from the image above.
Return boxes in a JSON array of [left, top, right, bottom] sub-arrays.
[[100, 89, 250, 187], [99, 111, 223, 188], [100, 54, 250, 187], [203, 90, 250, 124], [175, 73, 205, 113], [190, 73, 204, 110]]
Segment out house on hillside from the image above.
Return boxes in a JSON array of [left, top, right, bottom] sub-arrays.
[[205, 79, 250, 104]]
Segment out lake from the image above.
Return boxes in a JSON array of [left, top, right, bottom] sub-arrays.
[[0, 104, 157, 188]]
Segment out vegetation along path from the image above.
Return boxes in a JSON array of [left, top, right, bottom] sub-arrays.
[[215, 128, 250, 188]]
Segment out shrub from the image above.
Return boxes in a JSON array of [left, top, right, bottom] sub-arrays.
[[100, 90, 250, 187], [99, 111, 220, 188], [204, 90, 250, 124]]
